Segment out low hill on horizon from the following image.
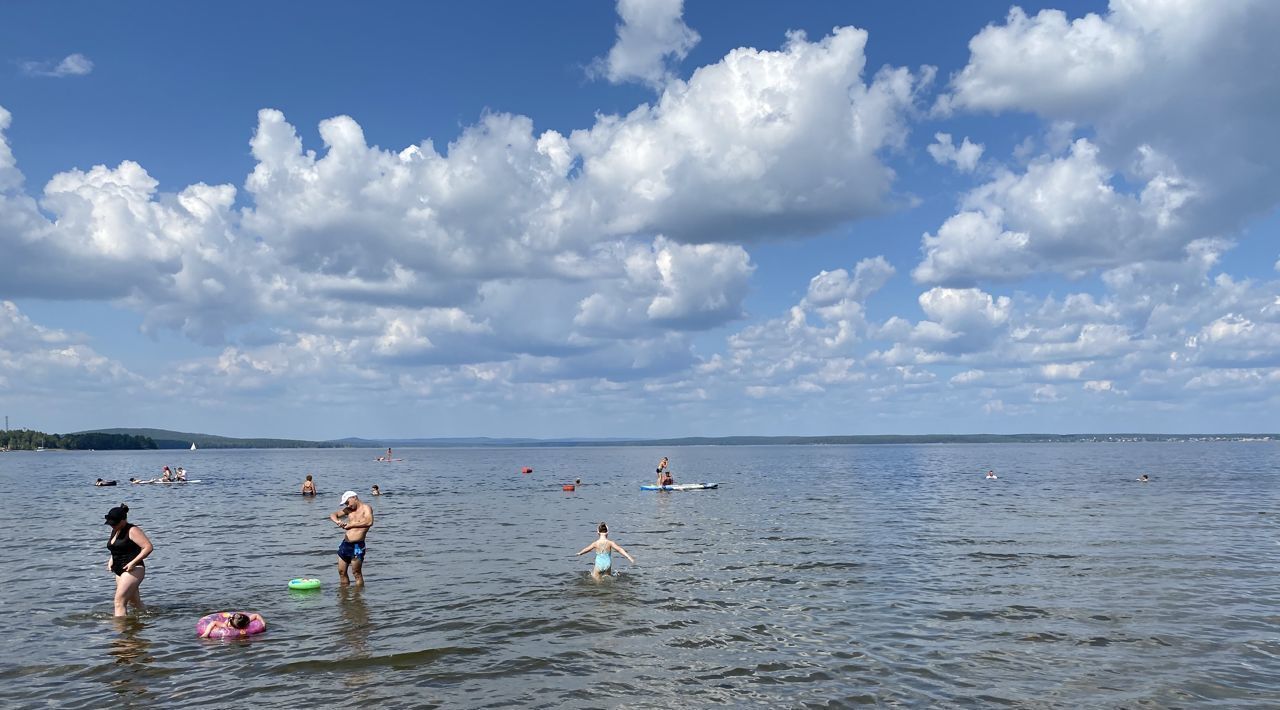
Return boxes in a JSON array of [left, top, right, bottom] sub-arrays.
[[81, 428, 345, 450], [334, 436, 646, 447], [77, 429, 1278, 450]]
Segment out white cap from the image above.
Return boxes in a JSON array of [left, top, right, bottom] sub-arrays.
[[340, 490, 358, 505]]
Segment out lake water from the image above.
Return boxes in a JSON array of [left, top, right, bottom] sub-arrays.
[[3, 443, 1278, 707]]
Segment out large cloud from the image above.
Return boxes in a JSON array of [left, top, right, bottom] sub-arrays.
[[923, 0, 1280, 283], [244, 24, 925, 292], [0, 25, 918, 351], [915, 139, 1195, 283], [572, 26, 925, 245]]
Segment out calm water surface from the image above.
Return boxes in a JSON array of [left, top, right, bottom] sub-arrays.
[[3, 443, 1279, 707]]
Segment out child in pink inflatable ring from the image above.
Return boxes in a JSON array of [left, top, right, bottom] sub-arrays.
[[198, 612, 266, 638]]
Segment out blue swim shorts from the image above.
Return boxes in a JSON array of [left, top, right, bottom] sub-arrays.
[[337, 539, 367, 562]]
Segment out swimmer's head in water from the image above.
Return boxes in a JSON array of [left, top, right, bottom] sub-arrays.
[[598, 522, 608, 534], [229, 613, 250, 629], [305, 474, 313, 481], [104, 504, 129, 526]]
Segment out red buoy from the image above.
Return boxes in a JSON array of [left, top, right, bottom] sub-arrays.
[[562, 484, 575, 491]]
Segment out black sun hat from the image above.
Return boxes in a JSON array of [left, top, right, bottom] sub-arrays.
[[104, 504, 129, 525]]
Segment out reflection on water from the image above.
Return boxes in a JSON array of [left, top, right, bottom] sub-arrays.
[[106, 616, 155, 704], [3, 443, 1279, 707], [109, 617, 152, 665], [338, 585, 373, 688]]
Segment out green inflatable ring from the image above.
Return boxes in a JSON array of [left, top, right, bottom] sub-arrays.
[[288, 577, 321, 590]]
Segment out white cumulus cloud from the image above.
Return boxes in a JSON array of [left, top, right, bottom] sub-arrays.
[[915, 138, 1195, 284], [930, 0, 1280, 284], [592, 0, 700, 88], [927, 132, 984, 172]]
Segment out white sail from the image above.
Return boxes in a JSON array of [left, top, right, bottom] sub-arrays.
[[190, 442, 197, 450]]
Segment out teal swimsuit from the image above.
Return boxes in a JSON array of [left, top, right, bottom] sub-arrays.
[[593, 547, 612, 574]]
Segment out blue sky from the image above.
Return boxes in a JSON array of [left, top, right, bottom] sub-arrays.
[[1, 0, 1277, 439]]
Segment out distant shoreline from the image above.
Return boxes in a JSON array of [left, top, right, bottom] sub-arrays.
[[58, 429, 1280, 450]]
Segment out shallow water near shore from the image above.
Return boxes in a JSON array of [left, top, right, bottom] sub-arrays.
[[4, 442, 1279, 707]]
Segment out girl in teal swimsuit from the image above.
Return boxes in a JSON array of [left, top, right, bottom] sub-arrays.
[[576, 522, 635, 579]]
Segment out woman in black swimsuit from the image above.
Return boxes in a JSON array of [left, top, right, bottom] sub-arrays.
[[104, 504, 153, 617]]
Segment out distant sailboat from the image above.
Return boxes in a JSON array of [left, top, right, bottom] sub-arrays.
[[190, 442, 197, 451]]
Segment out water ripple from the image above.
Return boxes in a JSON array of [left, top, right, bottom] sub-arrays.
[[4, 442, 1279, 707]]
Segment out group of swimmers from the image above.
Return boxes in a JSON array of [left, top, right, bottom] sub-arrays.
[[985, 469, 1152, 482], [301, 473, 381, 498], [300, 474, 384, 584], [127, 466, 188, 484], [101, 485, 380, 617], [94, 466, 188, 487], [99, 453, 664, 618]]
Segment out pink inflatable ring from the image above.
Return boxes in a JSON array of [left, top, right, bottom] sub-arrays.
[[196, 612, 266, 639]]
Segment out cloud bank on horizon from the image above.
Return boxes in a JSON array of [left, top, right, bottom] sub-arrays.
[[1, 0, 1278, 438]]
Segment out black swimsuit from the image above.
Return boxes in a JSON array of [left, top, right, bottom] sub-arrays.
[[108, 523, 144, 576]]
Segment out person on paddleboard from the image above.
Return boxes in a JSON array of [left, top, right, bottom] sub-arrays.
[[656, 457, 674, 486]]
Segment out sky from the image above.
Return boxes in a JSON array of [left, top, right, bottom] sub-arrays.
[[1, 0, 1278, 439]]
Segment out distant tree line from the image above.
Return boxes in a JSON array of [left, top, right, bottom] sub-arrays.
[[0, 428, 157, 451], [152, 438, 347, 449]]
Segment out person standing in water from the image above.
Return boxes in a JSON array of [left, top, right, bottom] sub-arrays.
[[330, 491, 374, 585], [986, 470, 998, 480], [655, 457, 673, 486], [576, 522, 635, 579], [104, 504, 153, 616], [301, 474, 317, 496]]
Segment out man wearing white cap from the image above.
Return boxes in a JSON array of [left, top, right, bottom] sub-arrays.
[[329, 490, 374, 585]]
